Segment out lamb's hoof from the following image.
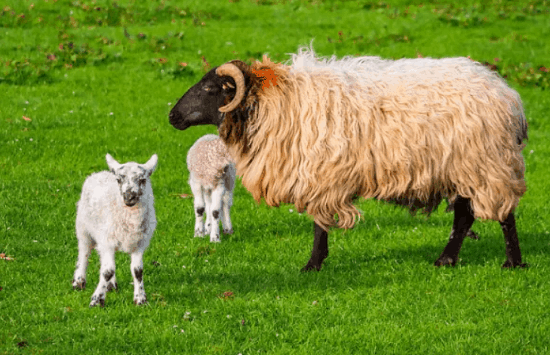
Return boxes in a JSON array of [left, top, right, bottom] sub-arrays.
[[210, 235, 221, 243], [106, 282, 118, 292], [502, 260, 529, 269], [194, 230, 205, 238], [89, 296, 105, 308], [223, 228, 234, 235], [134, 296, 147, 306], [72, 278, 86, 290], [466, 230, 480, 240], [434, 255, 457, 267], [300, 260, 323, 272]]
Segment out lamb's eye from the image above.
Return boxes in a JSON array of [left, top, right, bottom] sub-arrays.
[[140, 179, 146, 184]]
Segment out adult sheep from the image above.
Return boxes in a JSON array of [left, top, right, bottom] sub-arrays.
[[169, 47, 528, 271]]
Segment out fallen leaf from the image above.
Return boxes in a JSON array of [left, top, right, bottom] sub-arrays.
[[0, 253, 15, 261], [179, 194, 192, 199], [22, 116, 31, 122]]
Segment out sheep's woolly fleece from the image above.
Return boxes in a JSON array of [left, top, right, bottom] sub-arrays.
[[219, 48, 527, 231], [187, 134, 235, 189]]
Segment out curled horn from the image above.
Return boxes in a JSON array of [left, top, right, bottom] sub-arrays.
[[216, 63, 246, 113]]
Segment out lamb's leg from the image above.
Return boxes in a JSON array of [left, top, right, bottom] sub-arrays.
[[190, 179, 206, 237], [301, 222, 329, 272], [90, 247, 116, 307], [131, 251, 147, 305], [204, 190, 213, 236], [434, 196, 475, 266], [208, 184, 225, 243], [72, 232, 94, 290], [500, 213, 528, 268], [221, 190, 234, 235]]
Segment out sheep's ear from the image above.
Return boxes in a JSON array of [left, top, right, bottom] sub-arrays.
[[106, 153, 121, 173], [143, 154, 158, 176]]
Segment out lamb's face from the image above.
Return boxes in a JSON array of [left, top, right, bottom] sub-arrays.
[[106, 154, 158, 207]]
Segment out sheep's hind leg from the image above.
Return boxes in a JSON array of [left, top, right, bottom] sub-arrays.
[[131, 251, 147, 305], [500, 213, 528, 268], [208, 184, 225, 243], [72, 232, 94, 290], [90, 247, 116, 307], [434, 196, 475, 267], [301, 222, 329, 272], [190, 179, 206, 237], [221, 190, 234, 235]]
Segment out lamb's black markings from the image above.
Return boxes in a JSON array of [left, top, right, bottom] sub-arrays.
[[212, 210, 220, 219], [103, 269, 115, 282], [196, 207, 205, 217], [134, 267, 143, 283]]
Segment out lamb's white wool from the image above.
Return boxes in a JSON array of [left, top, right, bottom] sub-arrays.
[[73, 153, 158, 307], [186, 134, 235, 243]]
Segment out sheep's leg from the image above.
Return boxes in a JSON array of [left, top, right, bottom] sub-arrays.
[[434, 196, 475, 267], [446, 202, 480, 240], [204, 190, 213, 236], [208, 185, 225, 243], [131, 251, 147, 305], [500, 213, 528, 268], [301, 222, 329, 272], [221, 190, 234, 235], [72, 232, 94, 290], [190, 179, 206, 237], [90, 247, 116, 307]]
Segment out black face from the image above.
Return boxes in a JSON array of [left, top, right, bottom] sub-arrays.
[[169, 67, 236, 130]]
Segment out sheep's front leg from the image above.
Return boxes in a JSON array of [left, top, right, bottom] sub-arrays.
[[434, 196, 475, 267], [90, 247, 116, 307], [301, 222, 329, 272], [190, 179, 206, 237], [72, 233, 94, 290], [500, 213, 528, 268], [208, 185, 225, 243], [221, 190, 234, 235], [131, 251, 147, 305]]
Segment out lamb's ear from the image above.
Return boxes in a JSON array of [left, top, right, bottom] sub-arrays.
[[143, 154, 158, 176], [106, 153, 121, 173]]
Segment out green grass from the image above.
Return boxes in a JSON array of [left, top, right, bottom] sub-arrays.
[[1, 0, 550, 353]]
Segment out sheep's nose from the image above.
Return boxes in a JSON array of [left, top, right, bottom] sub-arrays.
[[169, 110, 179, 124]]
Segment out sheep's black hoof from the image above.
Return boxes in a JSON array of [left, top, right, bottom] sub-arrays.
[[134, 297, 147, 306], [223, 228, 234, 235], [300, 260, 323, 272], [434, 255, 457, 267], [466, 230, 480, 240], [106, 282, 118, 292], [72, 278, 86, 290], [502, 260, 529, 269], [89, 296, 105, 308]]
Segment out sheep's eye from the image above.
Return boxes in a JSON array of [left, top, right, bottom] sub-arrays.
[[139, 179, 147, 184], [116, 178, 122, 183]]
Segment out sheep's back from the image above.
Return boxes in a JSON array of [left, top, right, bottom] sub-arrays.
[[235, 52, 526, 230]]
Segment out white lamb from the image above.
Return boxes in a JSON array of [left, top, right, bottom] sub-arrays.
[[72, 153, 158, 307], [187, 134, 236, 243]]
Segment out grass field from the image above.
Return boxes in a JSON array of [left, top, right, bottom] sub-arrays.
[[1, 0, 550, 353]]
